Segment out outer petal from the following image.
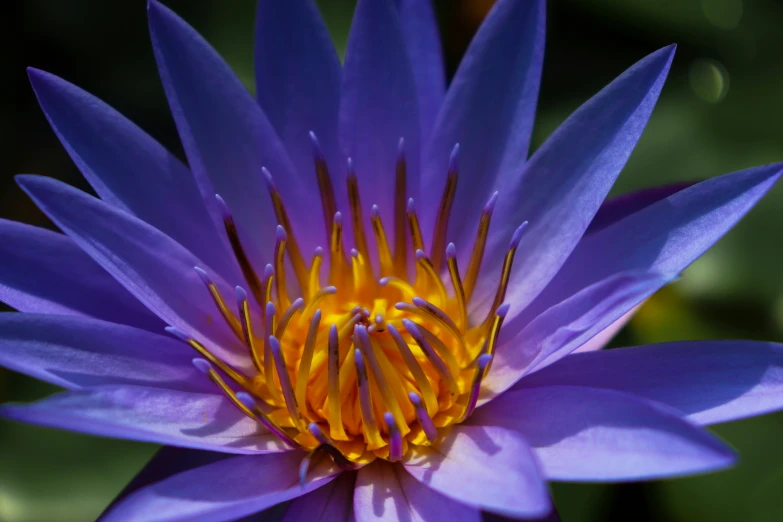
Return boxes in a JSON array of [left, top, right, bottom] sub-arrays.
[[102, 451, 339, 522], [394, 0, 445, 143], [27, 68, 238, 284], [403, 425, 551, 519], [474, 45, 676, 314], [0, 219, 161, 331], [0, 385, 286, 454], [340, 0, 420, 227], [516, 163, 783, 330], [283, 472, 355, 522], [0, 314, 211, 392], [520, 340, 783, 425], [354, 461, 480, 522], [482, 271, 675, 403], [254, 0, 342, 184], [421, 0, 544, 240], [471, 385, 736, 481], [148, 0, 321, 269], [16, 176, 245, 365]]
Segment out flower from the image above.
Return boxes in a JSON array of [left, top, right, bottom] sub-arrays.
[[1, 0, 782, 520]]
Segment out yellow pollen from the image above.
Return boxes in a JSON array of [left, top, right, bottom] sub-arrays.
[[180, 144, 524, 466]]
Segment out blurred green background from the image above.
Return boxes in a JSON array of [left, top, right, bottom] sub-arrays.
[[3, 0, 783, 520]]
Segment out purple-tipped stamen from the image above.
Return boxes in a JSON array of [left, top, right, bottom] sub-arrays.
[[463, 354, 493, 420], [384, 412, 403, 462], [192, 358, 212, 375], [409, 392, 438, 442]]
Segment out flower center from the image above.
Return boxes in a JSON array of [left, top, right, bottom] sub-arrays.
[[169, 134, 524, 470]]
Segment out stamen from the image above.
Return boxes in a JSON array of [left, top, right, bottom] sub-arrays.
[[269, 336, 306, 432], [194, 267, 243, 340], [409, 391, 438, 442], [310, 131, 338, 239], [350, 248, 366, 295], [402, 319, 459, 398], [411, 296, 467, 358], [393, 138, 407, 276], [329, 212, 345, 285], [346, 159, 370, 268], [215, 194, 264, 305], [387, 324, 438, 415], [481, 222, 527, 328], [167, 327, 251, 388], [264, 302, 282, 404], [414, 250, 448, 304], [307, 423, 358, 471], [417, 324, 461, 379], [371, 205, 394, 276], [327, 325, 349, 440], [262, 167, 307, 287], [235, 391, 299, 449], [235, 286, 263, 372], [430, 144, 459, 272], [295, 309, 322, 419], [461, 353, 493, 421], [378, 276, 417, 301], [261, 264, 274, 310], [464, 191, 498, 301], [274, 225, 292, 310], [480, 303, 510, 374], [307, 247, 324, 300], [354, 348, 384, 449], [300, 286, 337, 322], [384, 412, 403, 462], [406, 198, 425, 253], [275, 297, 304, 339], [355, 326, 408, 435], [445, 243, 468, 330]]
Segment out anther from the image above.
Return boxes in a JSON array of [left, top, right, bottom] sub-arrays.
[[431, 143, 459, 272], [215, 194, 265, 305], [295, 309, 322, 418], [167, 327, 250, 388], [264, 302, 282, 404], [309, 131, 338, 239], [307, 246, 324, 300], [275, 298, 304, 339], [236, 391, 299, 449], [194, 266, 243, 340], [354, 348, 383, 449], [464, 191, 499, 301], [327, 324, 349, 440], [387, 324, 438, 415], [378, 276, 417, 300], [261, 264, 274, 310], [274, 225, 292, 310], [409, 391, 438, 442], [236, 286, 263, 372], [262, 167, 308, 287], [371, 204, 394, 276], [300, 286, 336, 321], [411, 296, 468, 358], [480, 303, 510, 373], [269, 336, 306, 431], [462, 354, 493, 421], [346, 159, 370, 268], [393, 138, 408, 276], [402, 319, 459, 399], [329, 211, 345, 285], [384, 412, 403, 462], [406, 198, 425, 253], [414, 250, 448, 303], [446, 243, 468, 330], [481, 221, 527, 328]]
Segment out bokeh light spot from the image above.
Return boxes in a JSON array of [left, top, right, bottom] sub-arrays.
[[689, 58, 730, 103]]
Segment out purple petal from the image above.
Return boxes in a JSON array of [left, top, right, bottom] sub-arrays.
[[102, 451, 339, 522], [254, 0, 342, 188], [0, 313, 211, 392], [403, 425, 551, 519], [471, 385, 736, 481], [0, 385, 286, 454], [421, 0, 544, 240], [394, 0, 445, 143], [0, 219, 161, 331], [16, 175, 246, 366], [518, 163, 783, 330], [148, 0, 322, 268], [571, 306, 639, 353], [27, 68, 239, 284], [586, 182, 696, 235], [519, 340, 783, 425], [473, 45, 676, 314], [354, 461, 480, 522], [283, 472, 355, 522], [483, 271, 675, 402], [340, 0, 420, 224]]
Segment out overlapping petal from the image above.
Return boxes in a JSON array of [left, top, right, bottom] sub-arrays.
[[421, 0, 544, 240], [283, 472, 355, 522], [148, 0, 322, 269], [354, 461, 480, 522], [16, 175, 245, 365], [26, 68, 239, 283], [0, 219, 161, 331], [102, 451, 339, 522], [254, 0, 342, 186], [0, 385, 287, 454], [472, 385, 736, 481], [340, 0, 420, 226], [473, 45, 676, 315], [0, 313, 209, 392], [520, 340, 783, 425], [403, 425, 551, 519]]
